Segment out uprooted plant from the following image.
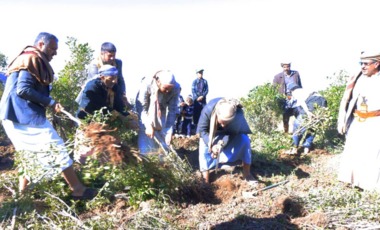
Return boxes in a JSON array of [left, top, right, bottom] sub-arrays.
[[0, 106, 203, 228]]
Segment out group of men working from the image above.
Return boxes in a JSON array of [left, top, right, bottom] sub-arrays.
[[0, 32, 255, 200], [2, 31, 378, 199], [273, 54, 380, 192]]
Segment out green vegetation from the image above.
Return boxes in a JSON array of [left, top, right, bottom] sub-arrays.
[[0, 51, 7, 69], [1, 42, 380, 229]]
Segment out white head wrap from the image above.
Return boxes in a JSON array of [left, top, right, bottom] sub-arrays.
[[154, 70, 176, 85], [360, 51, 380, 62]]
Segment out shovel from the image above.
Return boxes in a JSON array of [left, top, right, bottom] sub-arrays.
[[60, 108, 82, 126], [242, 180, 289, 198]]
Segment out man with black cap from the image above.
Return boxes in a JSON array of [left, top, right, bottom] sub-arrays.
[[337, 50, 380, 192], [191, 69, 209, 130], [273, 62, 302, 133]]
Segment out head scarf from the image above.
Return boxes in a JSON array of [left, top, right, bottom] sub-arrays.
[[281, 61, 291, 67], [208, 98, 241, 150], [360, 51, 380, 62], [155, 70, 176, 85], [216, 100, 237, 122], [99, 64, 118, 76], [7, 46, 54, 85]]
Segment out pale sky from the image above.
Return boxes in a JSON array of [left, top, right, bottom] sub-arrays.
[[0, 0, 379, 101]]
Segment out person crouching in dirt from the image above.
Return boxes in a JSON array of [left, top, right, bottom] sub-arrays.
[[135, 70, 181, 156], [74, 64, 131, 164], [0, 32, 97, 200], [286, 83, 327, 155], [197, 97, 256, 184], [76, 64, 129, 121]]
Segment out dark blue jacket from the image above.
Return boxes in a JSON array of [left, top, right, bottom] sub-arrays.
[[0, 72, 6, 85], [0, 70, 53, 125], [76, 77, 128, 119], [197, 97, 252, 146], [88, 59, 126, 95]]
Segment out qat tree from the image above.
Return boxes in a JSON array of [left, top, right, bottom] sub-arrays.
[[50, 36, 94, 140], [0, 52, 7, 69]]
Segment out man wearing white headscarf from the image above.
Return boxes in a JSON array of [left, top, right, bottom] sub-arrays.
[[197, 97, 256, 184], [76, 64, 129, 119], [135, 70, 181, 155], [337, 51, 380, 192]]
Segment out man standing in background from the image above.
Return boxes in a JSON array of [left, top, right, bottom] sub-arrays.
[[192, 69, 208, 131], [273, 62, 302, 133]]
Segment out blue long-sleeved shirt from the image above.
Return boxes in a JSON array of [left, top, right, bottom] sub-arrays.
[[191, 78, 208, 100], [0, 70, 53, 125], [76, 78, 128, 119]]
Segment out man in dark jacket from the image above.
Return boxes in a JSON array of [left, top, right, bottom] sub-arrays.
[[76, 64, 128, 120], [76, 42, 131, 109], [191, 69, 208, 129], [273, 62, 302, 133], [197, 97, 256, 184]]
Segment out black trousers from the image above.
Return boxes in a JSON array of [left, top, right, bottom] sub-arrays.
[[193, 99, 206, 126]]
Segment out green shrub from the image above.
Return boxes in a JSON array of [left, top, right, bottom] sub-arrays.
[[241, 82, 291, 154], [50, 37, 94, 141], [242, 70, 349, 155], [319, 70, 349, 153]]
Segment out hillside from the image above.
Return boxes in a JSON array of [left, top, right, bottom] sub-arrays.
[[1, 133, 380, 229]]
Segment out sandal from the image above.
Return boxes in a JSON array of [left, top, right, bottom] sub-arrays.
[[72, 188, 98, 201]]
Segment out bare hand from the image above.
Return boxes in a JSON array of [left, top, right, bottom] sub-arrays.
[[337, 122, 346, 135], [145, 125, 154, 138], [211, 144, 222, 159], [165, 134, 172, 145], [54, 103, 63, 113], [307, 111, 315, 118]]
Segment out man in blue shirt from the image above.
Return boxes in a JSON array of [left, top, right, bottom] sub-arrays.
[[0, 32, 96, 200], [191, 69, 208, 130]]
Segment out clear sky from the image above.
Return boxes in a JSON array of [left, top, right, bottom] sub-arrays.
[[0, 0, 379, 101]]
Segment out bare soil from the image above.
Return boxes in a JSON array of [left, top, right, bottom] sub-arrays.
[[0, 133, 342, 229]]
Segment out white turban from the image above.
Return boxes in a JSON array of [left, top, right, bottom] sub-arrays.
[[99, 64, 118, 76], [216, 99, 238, 122], [360, 51, 380, 62], [156, 70, 176, 85]]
